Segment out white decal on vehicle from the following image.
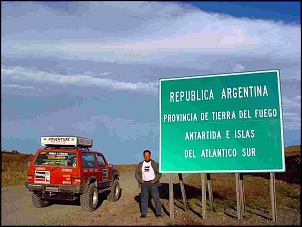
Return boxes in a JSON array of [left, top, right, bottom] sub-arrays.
[[62, 169, 72, 172], [34, 171, 50, 184]]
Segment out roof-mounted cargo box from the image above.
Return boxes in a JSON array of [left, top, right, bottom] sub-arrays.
[[41, 136, 93, 148]]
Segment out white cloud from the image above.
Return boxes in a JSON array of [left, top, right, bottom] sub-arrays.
[[283, 112, 301, 130], [232, 64, 245, 72], [1, 66, 157, 93], [2, 2, 300, 63], [1, 1, 300, 134], [2, 84, 35, 90], [281, 95, 301, 130], [282, 96, 301, 108]]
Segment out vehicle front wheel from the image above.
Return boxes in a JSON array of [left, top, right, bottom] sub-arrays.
[[80, 183, 99, 212], [107, 179, 121, 202], [32, 193, 50, 208]]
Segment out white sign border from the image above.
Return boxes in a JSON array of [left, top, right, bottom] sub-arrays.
[[159, 69, 285, 173]]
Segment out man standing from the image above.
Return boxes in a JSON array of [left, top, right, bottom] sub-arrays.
[[135, 150, 162, 218]]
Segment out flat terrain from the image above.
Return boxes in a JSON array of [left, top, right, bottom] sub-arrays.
[[1, 145, 300, 225]]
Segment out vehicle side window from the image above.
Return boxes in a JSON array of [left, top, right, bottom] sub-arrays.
[[97, 155, 106, 167], [81, 153, 97, 168]]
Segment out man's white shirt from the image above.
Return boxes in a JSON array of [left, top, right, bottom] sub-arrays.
[[142, 161, 155, 181]]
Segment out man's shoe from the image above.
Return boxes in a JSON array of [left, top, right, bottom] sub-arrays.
[[156, 214, 162, 218], [140, 214, 147, 218]]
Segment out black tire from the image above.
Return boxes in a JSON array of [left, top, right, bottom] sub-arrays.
[[107, 179, 121, 202], [32, 193, 50, 208], [80, 183, 99, 212]]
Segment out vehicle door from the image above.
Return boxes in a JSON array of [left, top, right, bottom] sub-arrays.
[[81, 152, 99, 186], [96, 154, 111, 189]]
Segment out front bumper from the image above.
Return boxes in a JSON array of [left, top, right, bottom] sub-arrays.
[[25, 182, 88, 194]]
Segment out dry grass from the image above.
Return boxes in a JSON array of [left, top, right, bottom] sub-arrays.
[[169, 145, 301, 226], [1, 152, 34, 186], [184, 172, 300, 212], [165, 172, 300, 226], [115, 164, 137, 173], [284, 145, 301, 156]]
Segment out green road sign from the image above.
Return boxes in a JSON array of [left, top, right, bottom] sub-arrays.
[[159, 70, 285, 173]]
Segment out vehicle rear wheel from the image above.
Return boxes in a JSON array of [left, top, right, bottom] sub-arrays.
[[107, 179, 121, 202], [80, 183, 98, 212], [32, 193, 50, 208]]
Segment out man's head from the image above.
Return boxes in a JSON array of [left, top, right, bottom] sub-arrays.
[[143, 150, 151, 162]]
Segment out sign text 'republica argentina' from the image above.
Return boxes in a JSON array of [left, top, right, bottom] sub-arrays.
[[159, 70, 285, 173]]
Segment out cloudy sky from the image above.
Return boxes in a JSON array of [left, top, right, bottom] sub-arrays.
[[1, 1, 301, 164]]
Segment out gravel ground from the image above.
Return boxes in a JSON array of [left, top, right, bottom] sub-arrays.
[[1, 173, 300, 226]]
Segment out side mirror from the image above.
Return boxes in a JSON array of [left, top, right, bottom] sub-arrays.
[[108, 163, 113, 168]]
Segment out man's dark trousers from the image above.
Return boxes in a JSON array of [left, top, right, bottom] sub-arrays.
[[141, 182, 162, 216]]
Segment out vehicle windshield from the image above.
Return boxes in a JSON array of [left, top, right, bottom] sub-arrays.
[[34, 151, 77, 167]]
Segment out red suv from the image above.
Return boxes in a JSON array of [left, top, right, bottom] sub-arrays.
[[25, 136, 121, 211]]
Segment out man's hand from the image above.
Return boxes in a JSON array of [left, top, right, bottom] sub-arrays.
[[151, 180, 155, 184], [141, 180, 144, 183]]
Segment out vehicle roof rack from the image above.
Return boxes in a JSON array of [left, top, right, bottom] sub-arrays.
[[41, 136, 93, 148], [45, 146, 90, 151]]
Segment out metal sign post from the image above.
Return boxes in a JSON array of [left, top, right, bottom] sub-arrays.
[[207, 173, 214, 212], [235, 173, 242, 220], [270, 172, 277, 221], [201, 173, 207, 219], [169, 173, 174, 219], [239, 173, 246, 213], [178, 173, 189, 212]]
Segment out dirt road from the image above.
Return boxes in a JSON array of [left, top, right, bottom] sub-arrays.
[[1, 173, 300, 226], [1, 172, 171, 226]]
